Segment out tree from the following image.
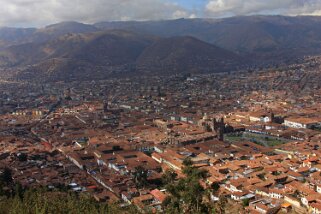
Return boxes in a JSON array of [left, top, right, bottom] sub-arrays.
[[0, 186, 137, 214], [17, 153, 28, 162], [161, 169, 177, 185], [182, 157, 194, 176], [14, 183, 24, 200], [211, 182, 220, 193], [182, 157, 193, 167], [133, 166, 148, 188], [0, 167, 13, 184], [242, 198, 250, 207], [163, 158, 211, 213]]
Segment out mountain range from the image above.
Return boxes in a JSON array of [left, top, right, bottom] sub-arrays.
[[1, 16, 321, 82]]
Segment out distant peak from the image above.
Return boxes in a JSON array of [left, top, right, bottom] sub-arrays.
[[45, 21, 90, 29]]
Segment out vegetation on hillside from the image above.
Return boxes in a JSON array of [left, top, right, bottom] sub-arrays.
[[0, 163, 231, 214], [0, 168, 136, 214], [162, 157, 228, 214]]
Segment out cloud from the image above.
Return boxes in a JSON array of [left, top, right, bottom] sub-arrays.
[[1, 0, 321, 27], [172, 10, 197, 19], [205, 0, 321, 17], [0, 0, 193, 27]]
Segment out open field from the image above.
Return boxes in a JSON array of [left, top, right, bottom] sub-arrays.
[[224, 132, 291, 147]]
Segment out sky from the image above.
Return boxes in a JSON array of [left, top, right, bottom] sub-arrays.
[[0, 0, 321, 27]]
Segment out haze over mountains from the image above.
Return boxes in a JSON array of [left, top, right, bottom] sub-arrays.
[[1, 15, 321, 82]]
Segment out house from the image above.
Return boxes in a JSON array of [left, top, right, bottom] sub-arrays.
[[287, 171, 304, 181], [150, 189, 167, 203], [249, 199, 281, 214], [151, 153, 162, 163], [296, 166, 311, 177], [284, 195, 301, 208], [132, 193, 164, 212], [169, 115, 180, 122], [121, 188, 139, 203], [231, 191, 255, 201], [301, 194, 321, 207], [317, 185, 321, 194], [284, 117, 321, 129], [280, 202, 292, 213], [256, 187, 269, 197], [132, 194, 155, 211], [227, 178, 247, 192], [249, 112, 273, 123], [311, 202, 321, 214], [269, 189, 284, 199]]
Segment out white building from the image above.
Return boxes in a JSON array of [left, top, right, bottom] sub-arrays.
[[284, 117, 321, 129], [249, 112, 273, 123]]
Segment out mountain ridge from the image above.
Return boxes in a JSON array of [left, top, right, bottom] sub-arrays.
[[1, 16, 321, 82]]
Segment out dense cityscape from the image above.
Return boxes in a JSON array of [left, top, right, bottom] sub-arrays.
[[2, 0, 321, 212], [0, 54, 320, 213]]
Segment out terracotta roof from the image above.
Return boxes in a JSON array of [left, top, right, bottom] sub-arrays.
[[150, 189, 167, 203], [311, 202, 321, 210]]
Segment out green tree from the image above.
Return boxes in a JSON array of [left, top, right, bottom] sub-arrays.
[[211, 182, 220, 193], [0, 186, 139, 214], [242, 198, 249, 207], [161, 169, 177, 185], [163, 157, 211, 213], [133, 166, 148, 188], [14, 183, 24, 199], [0, 167, 13, 184], [17, 153, 28, 162], [182, 157, 193, 167]]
